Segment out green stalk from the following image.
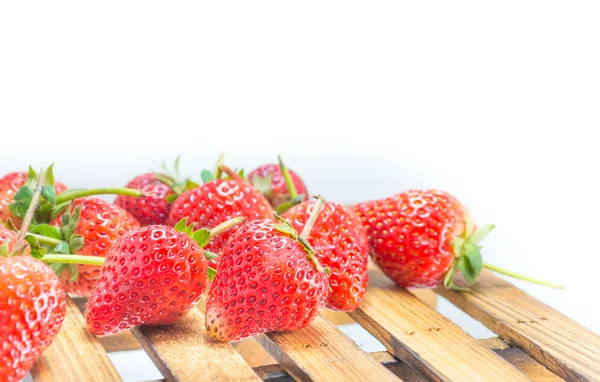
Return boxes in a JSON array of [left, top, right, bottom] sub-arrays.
[[219, 165, 244, 182], [13, 170, 45, 253], [209, 217, 245, 238], [214, 153, 225, 179], [278, 154, 298, 199], [483, 262, 564, 289], [299, 196, 325, 239], [55, 188, 145, 204], [40, 254, 105, 267], [27, 233, 63, 246]]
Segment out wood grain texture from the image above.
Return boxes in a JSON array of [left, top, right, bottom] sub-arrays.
[[437, 270, 600, 382], [348, 268, 530, 382], [258, 316, 400, 382], [132, 308, 260, 382], [254, 339, 563, 382], [30, 297, 121, 382]]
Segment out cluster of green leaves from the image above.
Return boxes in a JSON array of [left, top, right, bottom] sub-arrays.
[[30, 206, 85, 280], [271, 214, 330, 276], [174, 218, 219, 280], [444, 223, 495, 291], [9, 166, 59, 219], [154, 157, 200, 203]]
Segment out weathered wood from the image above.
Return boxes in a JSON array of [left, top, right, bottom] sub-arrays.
[[132, 308, 260, 382], [437, 270, 600, 382], [254, 338, 563, 382], [30, 297, 121, 382], [348, 268, 530, 382], [258, 316, 400, 381]]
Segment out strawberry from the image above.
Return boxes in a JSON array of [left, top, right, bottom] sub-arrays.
[[353, 190, 479, 289], [248, 156, 308, 210], [167, 171, 273, 268], [0, 170, 67, 228], [0, 229, 66, 382], [115, 173, 176, 226], [115, 158, 199, 226], [354, 190, 563, 290], [85, 217, 242, 336], [283, 200, 368, 311], [206, 198, 329, 342], [49, 197, 140, 296]]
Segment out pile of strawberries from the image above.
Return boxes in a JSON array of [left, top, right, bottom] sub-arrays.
[[0, 156, 559, 381]]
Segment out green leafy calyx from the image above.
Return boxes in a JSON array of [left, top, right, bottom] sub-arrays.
[[174, 218, 211, 248], [270, 213, 328, 275], [444, 212, 495, 290]]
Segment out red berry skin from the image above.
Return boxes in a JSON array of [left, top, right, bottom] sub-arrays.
[[166, 179, 273, 268], [353, 190, 466, 288], [0, 172, 68, 228], [85, 225, 208, 336], [283, 201, 369, 311], [205, 219, 328, 342], [51, 197, 140, 297], [0, 226, 30, 257], [1, 229, 67, 382], [115, 173, 175, 226], [248, 164, 308, 208]]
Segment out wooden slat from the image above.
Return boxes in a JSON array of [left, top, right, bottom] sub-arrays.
[[30, 297, 121, 382], [258, 316, 400, 381], [348, 268, 530, 382], [437, 271, 600, 382], [255, 338, 563, 382], [132, 308, 260, 382]]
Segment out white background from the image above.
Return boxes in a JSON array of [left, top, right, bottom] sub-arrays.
[[1, 1, 598, 376]]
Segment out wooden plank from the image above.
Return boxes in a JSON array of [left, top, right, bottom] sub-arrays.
[[254, 338, 563, 382], [437, 270, 600, 382], [257, 316, 400, 381], [30, 297, 121, 382], [132, 308, 260, 382], [348, 268, 530, 382]]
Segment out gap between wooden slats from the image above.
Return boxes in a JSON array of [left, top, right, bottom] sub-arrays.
[[257, 316, 400, 381], [29, 297, 121, 382], [348, 267, 530, 382], [437, 271, 600, 382]]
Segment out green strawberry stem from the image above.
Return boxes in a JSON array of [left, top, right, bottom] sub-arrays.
[[209, 217, 245, 238], [483, 262, 564, 289], [219, 165, 244, 182], [40, 254, 105, 267], [55, 188, 146, 204], [26, 233, 63, 246], [299, 195, 324, 239], [214, 153, 225, 179], [13, 169, 46, 253], [278, 154, 298, 200]]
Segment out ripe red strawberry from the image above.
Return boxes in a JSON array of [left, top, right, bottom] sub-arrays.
[[167, 178, 273, 268], [206, 210, 329, 342], [248, 157, 308, 209], [50, 197, 140, 296], [115, 173, 176, 226], [86, 222, 211, 336], [0, 227, 67, 382], [248, 164, 308, 208], [353, 190, 496, 289], [283, 201, 368, 311], [0, 172, 67, 228]]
